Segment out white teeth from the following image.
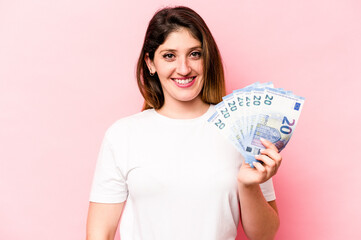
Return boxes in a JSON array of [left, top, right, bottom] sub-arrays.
[[174, 77, 194, 84]]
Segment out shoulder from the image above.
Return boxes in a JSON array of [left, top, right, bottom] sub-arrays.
[[104, 109, 155, 141], [110, 109, 155, 128]]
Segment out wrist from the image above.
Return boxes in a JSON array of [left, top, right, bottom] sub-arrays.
[[237, 180, 260, 189], [237, 181, 264, 202]]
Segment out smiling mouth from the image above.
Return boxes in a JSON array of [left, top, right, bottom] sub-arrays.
[[172, 76, 196, 85]]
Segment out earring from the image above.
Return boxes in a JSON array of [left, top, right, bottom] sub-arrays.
[[149, 68, 155, 76]]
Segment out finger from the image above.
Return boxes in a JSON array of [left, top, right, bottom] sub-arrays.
[[255, 155, 278, 178], [260, 138, 279, 153], [255, 154, 276, 169], [259, 148, 282, 165], [253, 161, 267, 174]]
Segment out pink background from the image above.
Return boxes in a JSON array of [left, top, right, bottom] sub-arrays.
[[1, 0, 360, 239]]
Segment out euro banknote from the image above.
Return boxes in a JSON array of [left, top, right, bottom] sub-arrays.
[[208, 82, 305, 167]]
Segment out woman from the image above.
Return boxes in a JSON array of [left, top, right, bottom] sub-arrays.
[[86, 6, 281, 240]]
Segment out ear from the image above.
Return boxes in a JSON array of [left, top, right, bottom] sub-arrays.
[[144, 53, 156, 74]]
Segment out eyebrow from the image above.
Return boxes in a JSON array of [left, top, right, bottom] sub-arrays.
[[159, 46, 202, 53]]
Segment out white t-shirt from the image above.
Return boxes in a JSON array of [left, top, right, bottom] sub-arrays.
[[89, 105, 276, 240]]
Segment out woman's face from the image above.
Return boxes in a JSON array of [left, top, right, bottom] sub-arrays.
[[146, 27, 204, 106]]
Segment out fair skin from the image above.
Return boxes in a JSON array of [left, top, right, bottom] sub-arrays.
[[86, 27, 281, 240], [145, 27, 209, 119], [237, 139, 281, 239], [86, 202, 125, 240]]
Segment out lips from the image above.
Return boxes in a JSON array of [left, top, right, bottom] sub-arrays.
[[171, 76, 196, 88]]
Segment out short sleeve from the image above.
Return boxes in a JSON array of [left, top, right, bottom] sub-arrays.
[[259, 178, 276, 202], [89, 136, 128, 203]]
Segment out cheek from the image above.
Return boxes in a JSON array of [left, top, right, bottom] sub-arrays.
[[155, 64, 174, 78], [195, 60, 204, 74]]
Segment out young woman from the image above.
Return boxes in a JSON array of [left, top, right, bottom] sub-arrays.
[[87, 6, 281, 240]]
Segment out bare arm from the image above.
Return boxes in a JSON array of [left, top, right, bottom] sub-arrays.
[[237, 138, 282, 239], [86, 201, 126, 240], [238, 184, 279, 240]]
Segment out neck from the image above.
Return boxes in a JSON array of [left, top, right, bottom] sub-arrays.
[[156, 97, 210, 119]]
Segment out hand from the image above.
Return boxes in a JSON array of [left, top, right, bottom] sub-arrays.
[[237, 138, 282, 186]]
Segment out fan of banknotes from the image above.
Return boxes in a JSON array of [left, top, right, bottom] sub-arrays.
[[207, 82, 305, 167]]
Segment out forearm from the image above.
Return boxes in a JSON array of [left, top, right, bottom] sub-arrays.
[[86, 232, 115, 240], [238, 182, 280, 240]]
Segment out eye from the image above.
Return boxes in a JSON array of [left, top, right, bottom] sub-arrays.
[[163, 53, 175, 59], [190, 51, 202, 59]]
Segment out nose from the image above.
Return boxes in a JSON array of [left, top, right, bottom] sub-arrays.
[[176, 57, 191, 76]]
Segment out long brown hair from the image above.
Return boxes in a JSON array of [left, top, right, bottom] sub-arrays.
[[136, 6, 225, 110]]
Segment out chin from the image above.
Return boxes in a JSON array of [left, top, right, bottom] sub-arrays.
[[176, 93, 202, 103]]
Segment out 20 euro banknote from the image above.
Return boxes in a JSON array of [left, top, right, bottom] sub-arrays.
[[208, 82, 305, 167]]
